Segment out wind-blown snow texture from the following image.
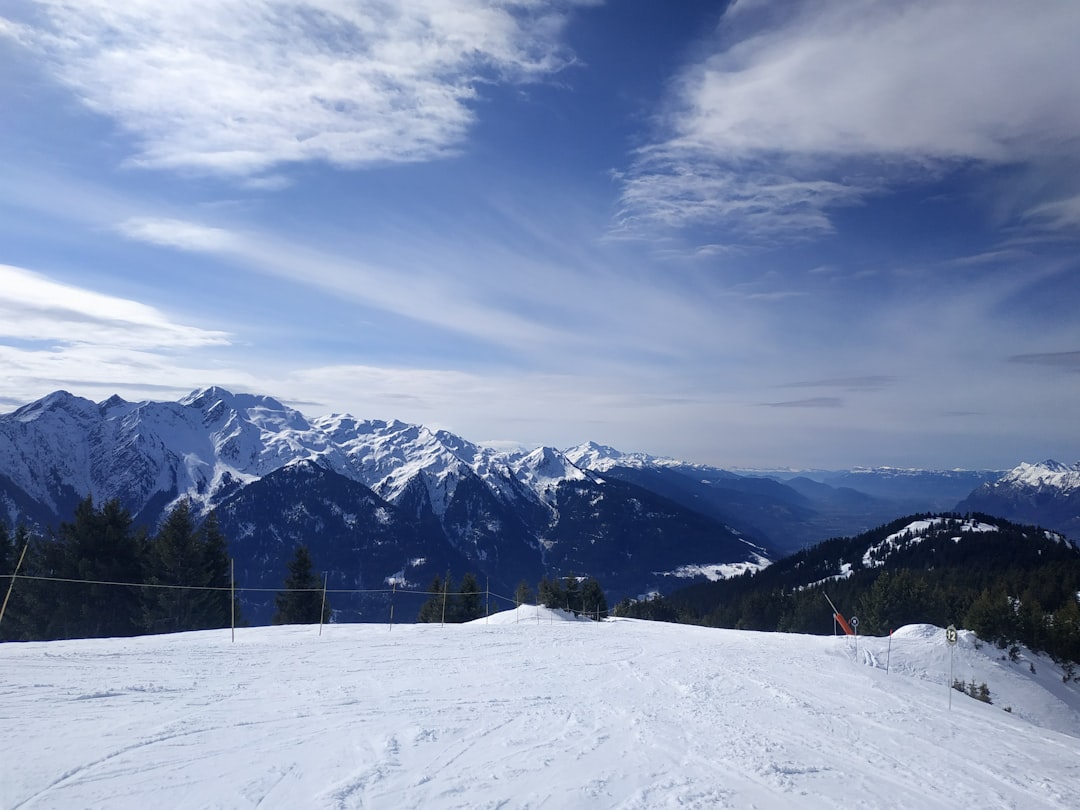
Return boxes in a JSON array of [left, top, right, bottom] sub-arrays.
[[3, 611, 1079, 809]]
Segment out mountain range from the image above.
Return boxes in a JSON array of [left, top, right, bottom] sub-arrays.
[[0, 388, 1076, 622]]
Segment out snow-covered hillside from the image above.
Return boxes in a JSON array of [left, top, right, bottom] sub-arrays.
[[3, 612, 1079, 809], [957, 459, 1080, 538]]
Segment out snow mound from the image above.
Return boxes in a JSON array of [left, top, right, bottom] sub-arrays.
[[470, 605, 595, 625]]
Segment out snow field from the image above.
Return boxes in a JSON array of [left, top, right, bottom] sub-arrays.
[[2, 609, 1079, 809]]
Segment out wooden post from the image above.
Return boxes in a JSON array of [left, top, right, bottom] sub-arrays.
[[318, 572, 328, 637], [0, 542, 29, 629], [441, 576, 448, 627]]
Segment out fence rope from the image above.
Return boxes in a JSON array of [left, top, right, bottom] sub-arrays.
[[0, 572, 537, 609]]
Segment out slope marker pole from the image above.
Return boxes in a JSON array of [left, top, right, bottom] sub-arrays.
[[230, 558, 235, 644]]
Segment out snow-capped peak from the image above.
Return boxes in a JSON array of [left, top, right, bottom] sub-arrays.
[[998, 460, 1080, 492], [511, 446, 597, 503], [564, 441, 663, 472]]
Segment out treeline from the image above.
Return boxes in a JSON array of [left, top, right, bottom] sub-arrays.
[[416, 572, 609, 623], [0, 497, 239, 641], [614, 514, 1080, 665], [534, 573, 608, 618]]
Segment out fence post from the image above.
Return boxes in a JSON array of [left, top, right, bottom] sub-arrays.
[[318, 572, 328, 636], [230, 558, 235, 644], [389, 580, 396, 632], [0, 542, 29, 630]]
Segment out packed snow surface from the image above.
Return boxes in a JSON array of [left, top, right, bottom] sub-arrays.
[[3, 609, 1080, 809]]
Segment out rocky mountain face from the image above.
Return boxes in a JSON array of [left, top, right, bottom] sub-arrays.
[[957, 460, 1080, 537], [0, 389, 768, 623]]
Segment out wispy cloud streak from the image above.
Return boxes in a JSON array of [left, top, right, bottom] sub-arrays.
[[2, 0, 591, 177]]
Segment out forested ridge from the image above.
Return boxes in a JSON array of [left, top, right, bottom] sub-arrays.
[[615, 514, 1080, 666]]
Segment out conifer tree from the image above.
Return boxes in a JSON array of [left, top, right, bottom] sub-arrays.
[[197, 511, 239, 628], [50, 497, 146, 639], [514, 579, 533, 607], [537, 576, 563, 609], [580, 577, 609, 619], [145, 500, 206, 633], [563, 573, 582, 614], [273, 545, 329, 625], [458, 572, 483, 622], [417, 574, 445, 623]]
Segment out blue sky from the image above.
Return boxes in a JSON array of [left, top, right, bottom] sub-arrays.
[[1, 0, 1078, 470]]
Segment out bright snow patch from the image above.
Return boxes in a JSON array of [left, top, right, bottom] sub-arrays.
[[659, 554, 771, 581], [4, 616, 1080, 808], [800, 561, 854, 590]]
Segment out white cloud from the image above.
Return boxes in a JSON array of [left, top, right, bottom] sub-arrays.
[[1023, 194, 1080, 233], [0, 263, 231, 349], [619, 0, 1080, 241], [0, 263, 241, 407], [115, 217, 239, 252], [3, 0, 590, 177]]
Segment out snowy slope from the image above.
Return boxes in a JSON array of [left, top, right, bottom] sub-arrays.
[[3, 613, 1079, 809]]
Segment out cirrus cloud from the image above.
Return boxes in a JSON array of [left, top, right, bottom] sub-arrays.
[[1, 0, 593, 177]]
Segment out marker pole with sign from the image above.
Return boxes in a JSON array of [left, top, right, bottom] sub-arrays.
[[850, 616, 859, 661], [946, 624, 958, 710]]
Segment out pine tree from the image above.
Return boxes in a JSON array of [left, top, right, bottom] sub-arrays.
[[197, 511, 239, 629], [537, 576, 563, 609], [564, 573, 582, 614], [514, 579, 533, 606], [580, 577, 609, 619], [145, 500, 205, 633], [458, 572, 483, 622], [417, 574, 445, 623], [273, 545, 329, 625], [47, 497, 146, 639]]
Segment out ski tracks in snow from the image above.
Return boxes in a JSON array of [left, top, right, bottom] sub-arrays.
[[4, 619, 1080, 808]]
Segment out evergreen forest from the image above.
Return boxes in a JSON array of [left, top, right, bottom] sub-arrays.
[[0, 497, 240, 641], [614, 514, 1080, 666]]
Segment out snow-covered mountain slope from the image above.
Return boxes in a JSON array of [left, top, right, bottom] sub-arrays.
[[957, 459, 1080, 538], [509, 445, 598, 505], [0, 389, 578, 526], [0, 390, 770, 611], [998, 459, 1080, 490], [0, 388, 351, 522], [3, 615, 1079, 809], [861, 515, 1001, 568]]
